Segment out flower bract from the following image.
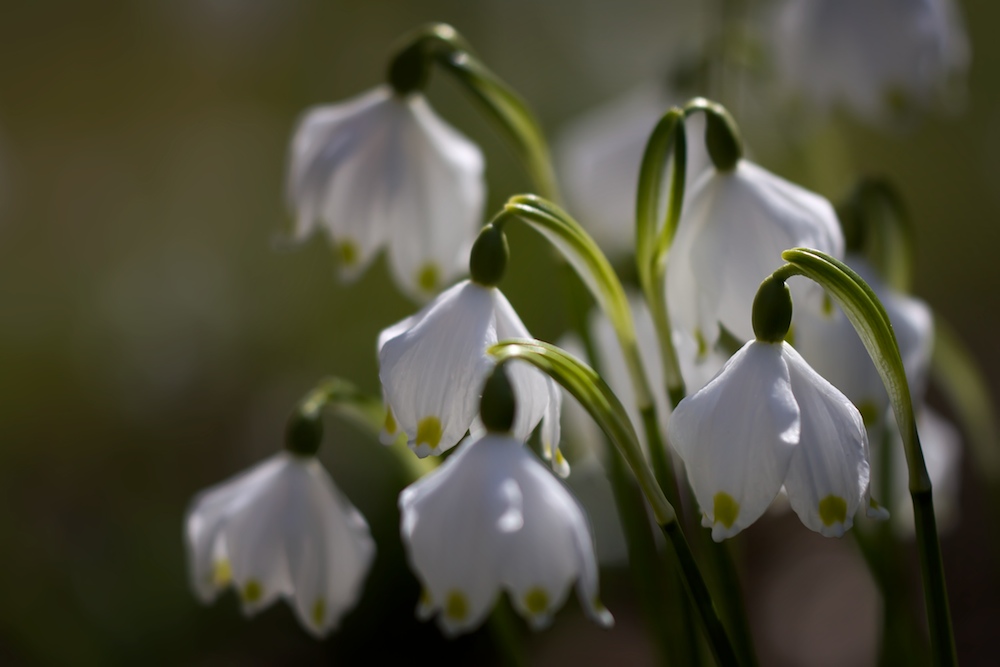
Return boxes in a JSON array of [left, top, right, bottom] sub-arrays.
[[399, 432, 613, 635], [668, 339, 873, 541], [184, 452, 375, 637], [378, 279, 563, 469], [286, 85, 485, 300]]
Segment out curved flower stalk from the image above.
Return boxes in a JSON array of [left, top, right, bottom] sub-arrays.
[[398, 366, 612, 636], [556, 84, 711, 257], [772, 0, 970, 125], [666, 158, 844, 352], [669, 337, 876, 541], [184, 451, 375, 637], [286, 84, 484, 301], [378, 276, 562, 468], [795, 254, 934, 427]]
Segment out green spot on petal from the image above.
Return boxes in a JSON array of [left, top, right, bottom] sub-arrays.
[[212, 560, 232, 587], [523, 587, 549, 615], [695, 328, 708, 359], [857, 401, 880, 428], [416, 416, 442, 449], [311, 599, 325, 627], [554, 450, 566, 466], [242, 579, 263, 603], [713, 492, 740, 529], [445, 590, 468, 621], [819, 495, 848, 527], [338, 240, 359, 267], [417, 263, 440, 294], [384, 407, 397, 435]]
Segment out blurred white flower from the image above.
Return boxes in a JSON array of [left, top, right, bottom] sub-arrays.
[[286, 85, 485, 300], [556, 84, 710, 257], [185, 452, 375, 637], [773, 0, 970, 125], [378, 280, 563, 467], [667, 159, 843, 351], [794, 255, 934, 427], [399, 431, 613, 635], [669, 339, 875, 541]]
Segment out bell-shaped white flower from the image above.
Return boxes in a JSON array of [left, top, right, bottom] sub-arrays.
[[666, 159, 843, 350], [773, 0, 970, 125], [379, 279, 563, 467], [794, 255, 934, 427], [668, 339, 873, 541], [556, 84, 711, 257], [286, 85, 485, 300], [185, 452, 375, 637], [399, 431, 613, 635]]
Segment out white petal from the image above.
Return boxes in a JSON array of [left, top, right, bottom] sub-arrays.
[[286, 459, 376, 637], [781, 344, 870, 537], [670, 160, 843, 345], [379, 281, 497, 456], [184, 455, 287, 603], [668, 341, 800, 541], [383, 94, 485, 300]]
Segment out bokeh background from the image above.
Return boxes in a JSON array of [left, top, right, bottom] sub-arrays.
[[0, 1, 997, 665]]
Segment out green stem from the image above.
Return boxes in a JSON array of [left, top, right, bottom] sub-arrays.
[[387, 23, 559, 200], [777, 249, 956, 666], [662, 521, 742, 667]]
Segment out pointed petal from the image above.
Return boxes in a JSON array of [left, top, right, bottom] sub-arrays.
[[782, 344, 870, 537], [379, 281, 497, 455], [668, 341, 800, 540]]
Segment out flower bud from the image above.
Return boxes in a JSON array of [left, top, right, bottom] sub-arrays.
[[285, 410, 323, 457], [469, 223, 509, 286], [752, 275, 793, 343]]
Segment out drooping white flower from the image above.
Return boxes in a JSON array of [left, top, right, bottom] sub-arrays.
[[378, 279, 563, 468], [399, 432, 614, 635], [666, 159, 843, 351], [668, 339, 874, 541], [185, 452, 375, 637], [772, 0, 970, 125], [286, 85, 485, 300], [556, 84, 711, 257], [794, 255, 934, 427]]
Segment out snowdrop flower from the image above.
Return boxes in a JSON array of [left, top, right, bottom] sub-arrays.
[[399, 371, 613, 635], [666, 159, 843, 351], [379, 279, 563, 467], [795, 255, 934, 427], [773, 0, 970, 125], [286, 85, 485, 300], [669, 338, 874, 541], [557, 84, 710, 256], [185, 451, 375, 637]]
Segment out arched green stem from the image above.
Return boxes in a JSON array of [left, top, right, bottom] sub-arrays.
[[502, 194, 683, 510], [488, 339, 742, 667], [776, 248, 956, 667], [387, 23, 559, 200]]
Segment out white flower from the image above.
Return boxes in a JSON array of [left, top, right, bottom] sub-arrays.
[[668, 339, 874, 541], [286, 85, 485, 300], [399, 432, 614, 635], [773, 0, 970, 125], [666, 159, 843, 350], [794, 255, 934, 427], [184, 452, 375, 637], [556, 84, 711, 257], [379, 279, 563, 469]]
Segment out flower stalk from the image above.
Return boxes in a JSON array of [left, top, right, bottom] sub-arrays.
[[777, 247, 956, 667], [387, 23, 559, 200]]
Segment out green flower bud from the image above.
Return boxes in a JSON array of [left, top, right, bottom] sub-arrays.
[[752, 275, 793, 343], [480, 365, 517, 434], [469, 223, 509, 286], [285, 410, 324, 457]]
